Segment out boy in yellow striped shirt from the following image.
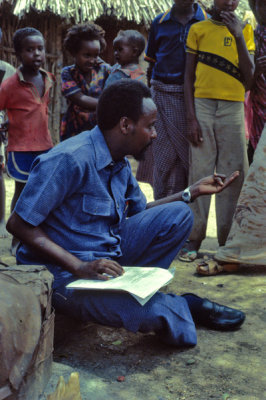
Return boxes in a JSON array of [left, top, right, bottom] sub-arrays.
[[181, 0, 255, 260]]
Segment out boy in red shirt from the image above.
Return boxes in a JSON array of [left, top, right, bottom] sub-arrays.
[[0, 27, 54, 254], [0, 27, 16, 238]]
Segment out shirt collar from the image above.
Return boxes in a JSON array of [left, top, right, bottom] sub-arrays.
[[91, 126, 127, 171], [17, 68, 54, 93], [160, 3, 203, 24], [193, 3, 206, 21], [17, 67, 50, 82]]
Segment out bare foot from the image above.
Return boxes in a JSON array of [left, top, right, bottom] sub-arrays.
[[0, 221, 8, 238]]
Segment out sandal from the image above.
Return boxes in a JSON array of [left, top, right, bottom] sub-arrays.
[[196, 259, 239, 276], [178, 248, 198, 262]]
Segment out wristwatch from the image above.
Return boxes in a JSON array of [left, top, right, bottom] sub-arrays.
[[182, 187, 192, 203]]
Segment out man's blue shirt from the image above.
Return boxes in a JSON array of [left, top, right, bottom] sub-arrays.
[[145, 3, 207, 84], [15, 126, 146, 263]]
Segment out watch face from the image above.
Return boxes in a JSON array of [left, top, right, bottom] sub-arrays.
[[182, 188, 191, 203]]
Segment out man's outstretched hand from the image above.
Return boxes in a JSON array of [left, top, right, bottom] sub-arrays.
[[190, 171, 240, 200]]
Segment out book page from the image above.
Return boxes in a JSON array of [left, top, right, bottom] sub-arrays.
[[66, 266, 174, 305]]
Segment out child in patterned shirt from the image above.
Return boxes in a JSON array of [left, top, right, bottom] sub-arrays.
[[60, 23, 111, 140]]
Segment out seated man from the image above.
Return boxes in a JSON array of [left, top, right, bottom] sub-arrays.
[[7, 80, 244, 347]]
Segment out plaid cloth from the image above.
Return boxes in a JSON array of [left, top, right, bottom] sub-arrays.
[[136, 144, 154, 186], [139, 79, 189, 199]]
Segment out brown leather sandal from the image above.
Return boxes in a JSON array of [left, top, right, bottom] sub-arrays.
[[196, 259, 239, 276]]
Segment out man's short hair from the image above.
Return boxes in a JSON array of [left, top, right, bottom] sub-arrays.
[[97, 80, 152, 131], [13, 27, 43, 54]]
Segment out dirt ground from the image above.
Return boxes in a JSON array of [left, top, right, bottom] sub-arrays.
[[1, 173, 266, 400]]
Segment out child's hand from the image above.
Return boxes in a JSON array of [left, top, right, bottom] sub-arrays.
[[220, 11, 243, 38], [256, 56, 266, 76]]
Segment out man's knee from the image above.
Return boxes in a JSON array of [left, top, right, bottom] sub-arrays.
[[157, 202, 194, 234], [172, 201, 193, 226], [140, 293, 197, 346]]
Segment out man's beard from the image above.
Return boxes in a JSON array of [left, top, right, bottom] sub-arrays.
[[134, 142, 152, 161]]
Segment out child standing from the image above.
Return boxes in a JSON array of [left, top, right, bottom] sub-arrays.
[[0, 27, 54, 253], [104, 30, 152, 185], [0, 27, 16, 238], [181, 0, 255, 260], [197, 0, 266, 276], [60, 23, 111, 141], [104, 30, 146, 87]]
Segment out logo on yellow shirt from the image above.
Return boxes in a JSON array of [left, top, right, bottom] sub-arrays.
[[224, 37, 232, 46]]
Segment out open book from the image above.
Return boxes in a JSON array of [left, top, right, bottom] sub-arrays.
[[66, 266, 174, 306]]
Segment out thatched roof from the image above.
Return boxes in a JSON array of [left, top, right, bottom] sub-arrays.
[[1, 0, 212, 25]]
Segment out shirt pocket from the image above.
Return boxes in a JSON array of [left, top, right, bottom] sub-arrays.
[[70, 195, 112, 233]]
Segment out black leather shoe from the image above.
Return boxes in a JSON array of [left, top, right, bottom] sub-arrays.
[[195, 298, 245, 331]]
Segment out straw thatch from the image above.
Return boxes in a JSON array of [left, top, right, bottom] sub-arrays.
[[1, 0, 213, 26]]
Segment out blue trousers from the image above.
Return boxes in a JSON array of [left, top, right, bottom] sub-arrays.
[[17, 202, 197, 346]]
